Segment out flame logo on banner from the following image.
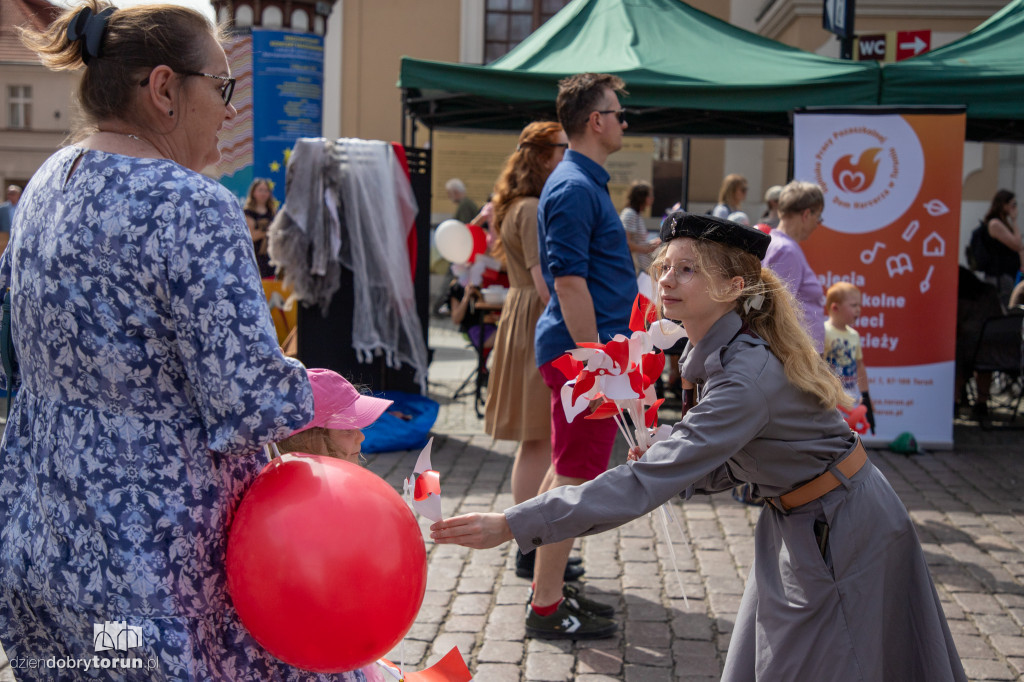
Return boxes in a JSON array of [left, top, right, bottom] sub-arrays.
[[832, 147, 883, 193]]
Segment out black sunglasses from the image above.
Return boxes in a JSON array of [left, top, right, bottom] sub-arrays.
[[596, 109, 627, 124], [140, 71, 236, 106]]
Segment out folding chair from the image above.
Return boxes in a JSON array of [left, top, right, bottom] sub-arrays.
[[450, 332, 490, 418], [450, 300, 499, 418], [969, 309, 1024, 424]]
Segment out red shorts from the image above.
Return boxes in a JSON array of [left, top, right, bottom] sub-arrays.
[[538, 360, 618, 481]]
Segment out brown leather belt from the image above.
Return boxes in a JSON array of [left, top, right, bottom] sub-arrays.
[[776, 441, 868, 511]]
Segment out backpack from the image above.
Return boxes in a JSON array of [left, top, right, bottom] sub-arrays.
[[967, 220, 993, 274]]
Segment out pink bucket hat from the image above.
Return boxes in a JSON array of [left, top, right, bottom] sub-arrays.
[[293, 368, 393, 434]]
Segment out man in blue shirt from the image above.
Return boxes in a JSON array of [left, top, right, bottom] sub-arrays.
[[527, 73, 637, 640]]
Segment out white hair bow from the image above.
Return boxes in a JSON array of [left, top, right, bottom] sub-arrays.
[[743, 293, 764, 314]]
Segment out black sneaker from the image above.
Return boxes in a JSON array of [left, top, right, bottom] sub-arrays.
[[515, 549, 585, 581], [527, 583, 615, 618], [525, 596, 617, 640], [561, 583, 614, 617]]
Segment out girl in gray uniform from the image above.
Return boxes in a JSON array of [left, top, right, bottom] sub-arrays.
[[431, 212, 965, 681]]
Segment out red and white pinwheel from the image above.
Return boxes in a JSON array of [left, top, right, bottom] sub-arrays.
[[404, 437, 443, 522], [377, 645, 471, 681], [554, 293, 694, 609], [553, 294, 686, 451]]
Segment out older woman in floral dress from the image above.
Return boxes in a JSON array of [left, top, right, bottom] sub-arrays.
[[0, 3, 378, 680]]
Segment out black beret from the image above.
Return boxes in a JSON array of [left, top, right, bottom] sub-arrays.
[[659, 211, 771, 260]]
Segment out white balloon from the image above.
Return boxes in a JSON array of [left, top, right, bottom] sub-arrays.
[[435, 219, 473, 264]]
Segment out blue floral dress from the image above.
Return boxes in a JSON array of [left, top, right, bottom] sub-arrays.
[[0, 148, 369, 681]]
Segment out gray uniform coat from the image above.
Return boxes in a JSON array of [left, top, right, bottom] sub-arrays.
[[506, 311, 965, 681]]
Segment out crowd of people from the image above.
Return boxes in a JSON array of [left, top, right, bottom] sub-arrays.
[[0, 0, 1012, 677], [426, 72, 975, 680]]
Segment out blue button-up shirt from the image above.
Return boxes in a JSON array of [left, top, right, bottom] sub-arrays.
[[535, 150, 637, 367]]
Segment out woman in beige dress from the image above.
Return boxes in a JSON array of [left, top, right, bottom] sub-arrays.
[[484, 121, 567, 544]]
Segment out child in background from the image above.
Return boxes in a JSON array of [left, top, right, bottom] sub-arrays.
[[824, 282, 875, 434], [277, 368, 393, 464]]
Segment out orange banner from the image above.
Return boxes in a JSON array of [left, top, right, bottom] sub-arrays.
[[795, 110, 966, 448]]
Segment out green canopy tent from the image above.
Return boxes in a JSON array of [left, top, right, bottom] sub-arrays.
[[398, 0, 881, 138], [879, 0, 1024, 142]]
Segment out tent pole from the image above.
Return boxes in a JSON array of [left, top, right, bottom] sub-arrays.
[[681, 138, 690, 211], [786, 135, 794, 182], [401, 101, 408, 147]]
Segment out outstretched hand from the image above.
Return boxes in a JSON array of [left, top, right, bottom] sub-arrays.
[[627, 445, 647, 462], [430, 512, 514, 549]]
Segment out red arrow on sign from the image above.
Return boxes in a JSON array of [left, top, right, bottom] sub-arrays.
[[896, 30, 931, 61]]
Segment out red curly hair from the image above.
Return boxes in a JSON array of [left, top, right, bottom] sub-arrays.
[[490, 121, 565, 265]]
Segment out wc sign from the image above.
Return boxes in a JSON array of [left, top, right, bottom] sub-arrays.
[[856, 30, 931, 62], [857, 34, 887, 61]]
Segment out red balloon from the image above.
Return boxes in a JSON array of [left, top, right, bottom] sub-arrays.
[[839, 404, 870, 434], [227, 454, 427, 673]]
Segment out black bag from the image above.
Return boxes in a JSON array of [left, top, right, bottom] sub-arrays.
[[967, 220, 993, 274]]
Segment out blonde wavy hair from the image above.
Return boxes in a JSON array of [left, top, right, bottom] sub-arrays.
[[717, 174, 747, 207], [652, 238, 850, 409]]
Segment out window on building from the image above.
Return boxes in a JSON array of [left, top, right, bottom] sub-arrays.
[[485, 0, 570, 62], [262, 5, 283, 27], [291, 8, 309, 31], [235, 5, 253, 26], [8, 86, 31, 129]]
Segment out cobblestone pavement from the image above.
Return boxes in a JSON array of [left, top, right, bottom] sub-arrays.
[[366, 321, 1024, 681], [2, 320, 1022, 681]]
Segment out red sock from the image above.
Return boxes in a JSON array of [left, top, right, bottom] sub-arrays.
[[531, 597, 563, 617]]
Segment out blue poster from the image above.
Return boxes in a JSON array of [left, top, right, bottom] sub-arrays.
[[252, 29, 324, 205]]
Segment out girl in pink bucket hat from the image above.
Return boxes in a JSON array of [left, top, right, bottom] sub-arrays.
[[268, 368, 397, 680], [276, 368, 393, 464]]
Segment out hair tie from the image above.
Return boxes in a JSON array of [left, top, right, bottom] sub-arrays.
[[66, 6, 115, 65], [743, 292, 764, 314]]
